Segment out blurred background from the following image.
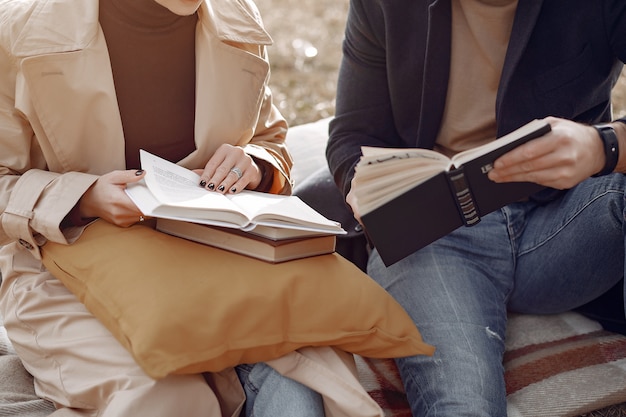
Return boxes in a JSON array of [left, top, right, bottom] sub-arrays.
[[255, 0, 626, 128], [255, 0, 348, 126]]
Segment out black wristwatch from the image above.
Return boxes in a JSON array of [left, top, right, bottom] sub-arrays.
[[592, 124, 619, 177]]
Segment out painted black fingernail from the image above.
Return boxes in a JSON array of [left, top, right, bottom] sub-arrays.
[[199, 179, 206, 187], [218, 185, 225, 192], [135, 169, 144, 176], [208, 183, 215, 190], [230, 187, 237, 193]]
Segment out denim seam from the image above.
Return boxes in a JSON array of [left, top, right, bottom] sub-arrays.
[[518, 188, 623, 257]]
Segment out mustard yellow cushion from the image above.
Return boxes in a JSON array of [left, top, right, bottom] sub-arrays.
[[41, 220, 434, 379]]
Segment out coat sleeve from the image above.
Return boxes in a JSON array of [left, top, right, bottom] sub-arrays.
[[325, 0, 405, 199], [0, 26, 97, 257]]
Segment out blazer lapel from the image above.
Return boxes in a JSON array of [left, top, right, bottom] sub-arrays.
[[416, 0, 452, 149], [496, 0, 544, 132]]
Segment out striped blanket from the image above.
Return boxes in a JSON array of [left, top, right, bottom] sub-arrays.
[[355, 312, 626, 417], [1, 312, 626, 416]]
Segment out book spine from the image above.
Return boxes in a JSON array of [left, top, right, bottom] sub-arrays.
[[446, 167, 480, 226]]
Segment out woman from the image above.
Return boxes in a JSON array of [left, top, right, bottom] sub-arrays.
[[0, 0, 344, 415]]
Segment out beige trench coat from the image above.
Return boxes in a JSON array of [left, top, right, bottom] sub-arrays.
[[0, 0, 383, 415]]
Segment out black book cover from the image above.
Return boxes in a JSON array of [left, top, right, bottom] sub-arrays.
[[360, 122, 551, 266]]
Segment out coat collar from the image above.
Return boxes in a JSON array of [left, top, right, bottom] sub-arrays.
[[10, 0, 271, 57], [201, 0, 272, 45]]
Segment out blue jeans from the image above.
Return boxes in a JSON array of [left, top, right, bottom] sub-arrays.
[[368, 174, 626, 417], [235, 363, 324, 417]]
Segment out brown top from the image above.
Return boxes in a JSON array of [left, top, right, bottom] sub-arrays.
[[99, 0, 197, 169], [435, 0, 518, 157]]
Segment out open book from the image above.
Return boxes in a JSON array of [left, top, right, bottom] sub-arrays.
[[125, 150, 345, 237], [353, 119, 551, 266]]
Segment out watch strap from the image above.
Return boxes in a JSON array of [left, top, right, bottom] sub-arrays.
[[592, 124, 619, 177]]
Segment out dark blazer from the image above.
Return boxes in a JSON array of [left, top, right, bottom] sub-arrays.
[[327, 0, 626, 197]]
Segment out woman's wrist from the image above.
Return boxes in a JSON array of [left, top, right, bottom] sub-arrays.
[[250, 158, 275, 192], [61, 202, 94, 228]]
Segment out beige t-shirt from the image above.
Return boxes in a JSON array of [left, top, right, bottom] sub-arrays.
[[434, 0, 518, 157]]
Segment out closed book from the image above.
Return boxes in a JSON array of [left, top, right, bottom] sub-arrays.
[[245, 224, 341, 240], [156, 218, 336, 263], [353, 119, 551, 266]]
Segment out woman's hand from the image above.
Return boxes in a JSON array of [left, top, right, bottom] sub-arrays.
[[488, 117, 605, 190], [79, 169, 147, 227], [195, 144, 262, 193]]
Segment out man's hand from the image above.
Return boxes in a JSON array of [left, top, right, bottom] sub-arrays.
[[346, 176, 363, 225], [488, 117, 605, 189]]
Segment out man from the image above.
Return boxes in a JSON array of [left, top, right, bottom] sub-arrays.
[[327, 0, 626, 415]]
